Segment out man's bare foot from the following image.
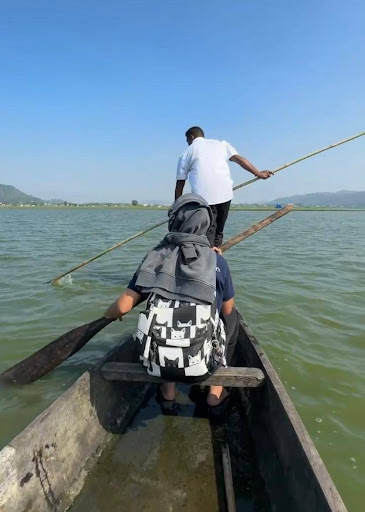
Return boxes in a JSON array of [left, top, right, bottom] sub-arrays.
[[207, 386, 228, 406], [160, 382, 176, 401]]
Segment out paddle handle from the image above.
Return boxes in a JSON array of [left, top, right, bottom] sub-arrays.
[[220, 204, 293, 253]]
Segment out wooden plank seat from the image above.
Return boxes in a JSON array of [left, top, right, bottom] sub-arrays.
[[100, 362, 265, 388]]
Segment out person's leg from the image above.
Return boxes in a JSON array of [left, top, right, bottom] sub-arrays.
[[206, 203, 218, 247], [207, 308, 239, 406], [207, 386, 229, 405], [223, 307, 240, 366], [157, 382, 177, 414], [160, 382, 176, 400], [214, 200, 231, 247]]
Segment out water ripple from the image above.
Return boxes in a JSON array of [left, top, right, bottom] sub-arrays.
[[0, 208, 364, 511]]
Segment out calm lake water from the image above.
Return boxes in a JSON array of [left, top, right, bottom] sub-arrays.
[[0, 208, 364, 511]]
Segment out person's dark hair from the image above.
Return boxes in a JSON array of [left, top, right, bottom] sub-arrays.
[[185, 126, 204, 139]]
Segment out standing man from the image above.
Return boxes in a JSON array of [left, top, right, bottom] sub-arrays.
[[175, 126, 273, 247]]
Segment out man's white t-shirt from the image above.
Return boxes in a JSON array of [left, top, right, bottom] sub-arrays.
[[176, 137, 238, 205]]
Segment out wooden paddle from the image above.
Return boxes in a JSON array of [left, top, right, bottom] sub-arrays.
[[0, 317, 114, 385], [0, 205, 292, 385]]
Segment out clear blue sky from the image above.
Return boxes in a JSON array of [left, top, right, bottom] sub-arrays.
[[1, 0, 364, 203]]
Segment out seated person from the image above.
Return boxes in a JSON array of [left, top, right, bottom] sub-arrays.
[[104, 193, 239, 409]]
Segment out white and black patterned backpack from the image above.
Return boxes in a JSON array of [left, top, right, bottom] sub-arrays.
[[135, 293, 227, 382]]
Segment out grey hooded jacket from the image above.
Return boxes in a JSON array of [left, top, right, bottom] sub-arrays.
[[135, 194, 216, 304]]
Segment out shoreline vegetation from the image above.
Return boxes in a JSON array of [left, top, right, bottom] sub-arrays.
[[2, 185, 364, 210], [1, 204, 365, 212]]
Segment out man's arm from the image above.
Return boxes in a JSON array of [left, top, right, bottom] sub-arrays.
[[175, 147, 191, 199], [175, 180, 185, 200], [104, 288, 142, 320], [229, 154, 273, 179], [221, 297, 235, 316]]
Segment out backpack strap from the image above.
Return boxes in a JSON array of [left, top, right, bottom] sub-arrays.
[[142, 310, 157, 360]]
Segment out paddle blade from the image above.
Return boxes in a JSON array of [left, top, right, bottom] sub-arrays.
[[0, 317, 113, 385]]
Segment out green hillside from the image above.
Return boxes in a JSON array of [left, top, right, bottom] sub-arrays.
[[0, 184, 44, 204], [269, 190, 365, 207]]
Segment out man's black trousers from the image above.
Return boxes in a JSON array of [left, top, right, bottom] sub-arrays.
[[206, 200, 231, 247]]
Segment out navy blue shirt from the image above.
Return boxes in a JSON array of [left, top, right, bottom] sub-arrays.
[[127, 253, 234, 312]]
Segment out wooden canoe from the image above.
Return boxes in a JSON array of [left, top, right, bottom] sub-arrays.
[[0, 315, 347, 512]]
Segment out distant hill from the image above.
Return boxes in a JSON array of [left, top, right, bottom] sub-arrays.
[[0, 184, 44, 204], [0, 184, 64, 205], [268, 190, 365, 207]]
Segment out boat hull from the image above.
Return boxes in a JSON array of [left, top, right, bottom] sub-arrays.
[[0, 339, 147, 512], [236, 318, 347, 512], [0, 316, 347, 512]]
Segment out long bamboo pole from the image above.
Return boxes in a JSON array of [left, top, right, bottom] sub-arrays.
[[233, 131, 364, 191], [51, 219, 167, 284], [51, 131, 364, 284], [220, 204, 293, 252]]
